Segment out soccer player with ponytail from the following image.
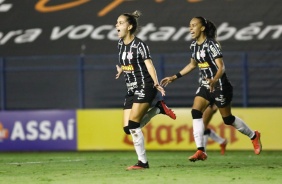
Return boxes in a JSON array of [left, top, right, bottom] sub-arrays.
[[115, 10, 176, 170], [161, 16, 262, 162]]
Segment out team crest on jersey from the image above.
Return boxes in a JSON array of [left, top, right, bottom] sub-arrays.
[[197, 50, 206, 59], [127, 52, 133, 60], [200, 50, 206, 58]]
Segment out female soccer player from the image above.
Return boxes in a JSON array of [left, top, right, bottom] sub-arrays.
[[160, 16, 262, 162], [115, 10, 175, 170]]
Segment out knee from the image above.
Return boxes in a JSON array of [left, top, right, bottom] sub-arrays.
[[223, 115, 235, 125], [123, 126, 130, 135], [191, 109, 203, 119]]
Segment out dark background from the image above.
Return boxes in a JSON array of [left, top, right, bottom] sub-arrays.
[[0, 0, 281, 109]]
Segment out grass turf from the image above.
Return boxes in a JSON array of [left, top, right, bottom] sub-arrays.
[[0, 151, 281, 184]]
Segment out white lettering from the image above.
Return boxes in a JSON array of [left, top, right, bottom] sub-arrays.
[[52, 121, 67, 140], [68, 25, 93, 39], [10, 121, 25, 140], [258, 25, 282, 39], [0, 0, 12, 12], [149, 27, 176, 41], [107, 28, 118, 40], [50, 25, 75, 40], [0, 30, 22, 45], [39, 120, 51, 140], [15, 29, 42, 43], [217, 22, 236, 41], [67, 119, 75, 139], [235, 22, 262, 41], [171, 27, 189, 41], [91, 25, 113, 39], [137, 23, 157, 41], [26, 121, 38, 140], [0, 22, 281, 46], [10, 119, 75, 141]]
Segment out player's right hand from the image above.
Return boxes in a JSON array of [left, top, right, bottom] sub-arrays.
[[160, 76, 175, 87], [115, 65, 122, 79]]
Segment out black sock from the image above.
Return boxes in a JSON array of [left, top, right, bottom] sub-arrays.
[[251, 132, 256, 140], [198, 147, 205, 152]]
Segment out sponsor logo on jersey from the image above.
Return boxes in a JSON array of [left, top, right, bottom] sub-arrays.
[[210, 45, 219, 57], [121, 64, 134, 71], [198, 62, 209, 69], [135, 89, 145, 100], [215, 95, 226, 105]]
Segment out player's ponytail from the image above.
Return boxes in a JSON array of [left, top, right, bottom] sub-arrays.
[[195, 16, 217, 39], [195, 16, 221, 47], [122, 10, 141, 35]]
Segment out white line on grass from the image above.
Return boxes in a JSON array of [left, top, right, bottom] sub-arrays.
[[4, 159, 86, 165]]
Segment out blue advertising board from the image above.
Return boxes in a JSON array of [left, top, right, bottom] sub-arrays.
[[0, 110, 77, 151]]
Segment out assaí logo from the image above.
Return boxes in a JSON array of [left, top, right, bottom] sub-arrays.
[[9, 119, 76, 141], [0, 122, 9, 141]]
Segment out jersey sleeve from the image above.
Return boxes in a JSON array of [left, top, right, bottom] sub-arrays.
[[208, 39, 223, 59], [189, 41, 196, 59], [138, 42, 151, 60]]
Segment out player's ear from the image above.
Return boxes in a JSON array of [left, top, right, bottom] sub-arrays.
[[128, 25, 133, 31], [201, 26, 205, 32]]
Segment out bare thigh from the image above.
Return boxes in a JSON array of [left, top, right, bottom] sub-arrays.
[[123, 109, 131, 126], [218, 104, 232, 118], [123, 103, 151, 126], [192, 96, 210, 113]]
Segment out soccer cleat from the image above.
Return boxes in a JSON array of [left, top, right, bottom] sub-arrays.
[[220, 139, 228, 155], [252, 130, 262, 155], [126, 160, 149, 170], [188, 150, 207, 162], [155, 100, 176, 120]]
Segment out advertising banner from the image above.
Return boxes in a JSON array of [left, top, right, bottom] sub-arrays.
[[0, 108, 281, 151], [0, 110, 77, 151], [1, 0, 282, 56], [77, 108, 282, 151]]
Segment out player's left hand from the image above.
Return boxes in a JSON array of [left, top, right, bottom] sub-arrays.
[[154, 84, 165, 96], [206, 78, 216, 92]]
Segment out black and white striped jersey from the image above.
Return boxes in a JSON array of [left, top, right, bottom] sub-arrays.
[[190, 38, 231, 87], [117, 37, 154, 94]]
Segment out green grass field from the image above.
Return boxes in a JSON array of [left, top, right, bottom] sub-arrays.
[[0, 151, 281, 184]]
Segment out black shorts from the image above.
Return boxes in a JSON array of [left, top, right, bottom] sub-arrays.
[[195, 84, 233, 108], [123, 86, 157, 109]]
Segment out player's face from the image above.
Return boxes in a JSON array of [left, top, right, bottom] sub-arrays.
[[189, 18, 204, 40], [116, 15, 130, 39]]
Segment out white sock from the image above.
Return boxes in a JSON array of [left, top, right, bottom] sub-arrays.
[[193, 118, 205, 149], [209, 129, 225, 144], [232, 116, 255, 138], [129, 127, 147, 163], [140, 107, 160, 128]]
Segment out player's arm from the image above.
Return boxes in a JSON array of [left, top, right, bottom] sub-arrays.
[[160, 58, 198, 87], [145, 59, 165, 96], [208, 57, 225, 92]]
